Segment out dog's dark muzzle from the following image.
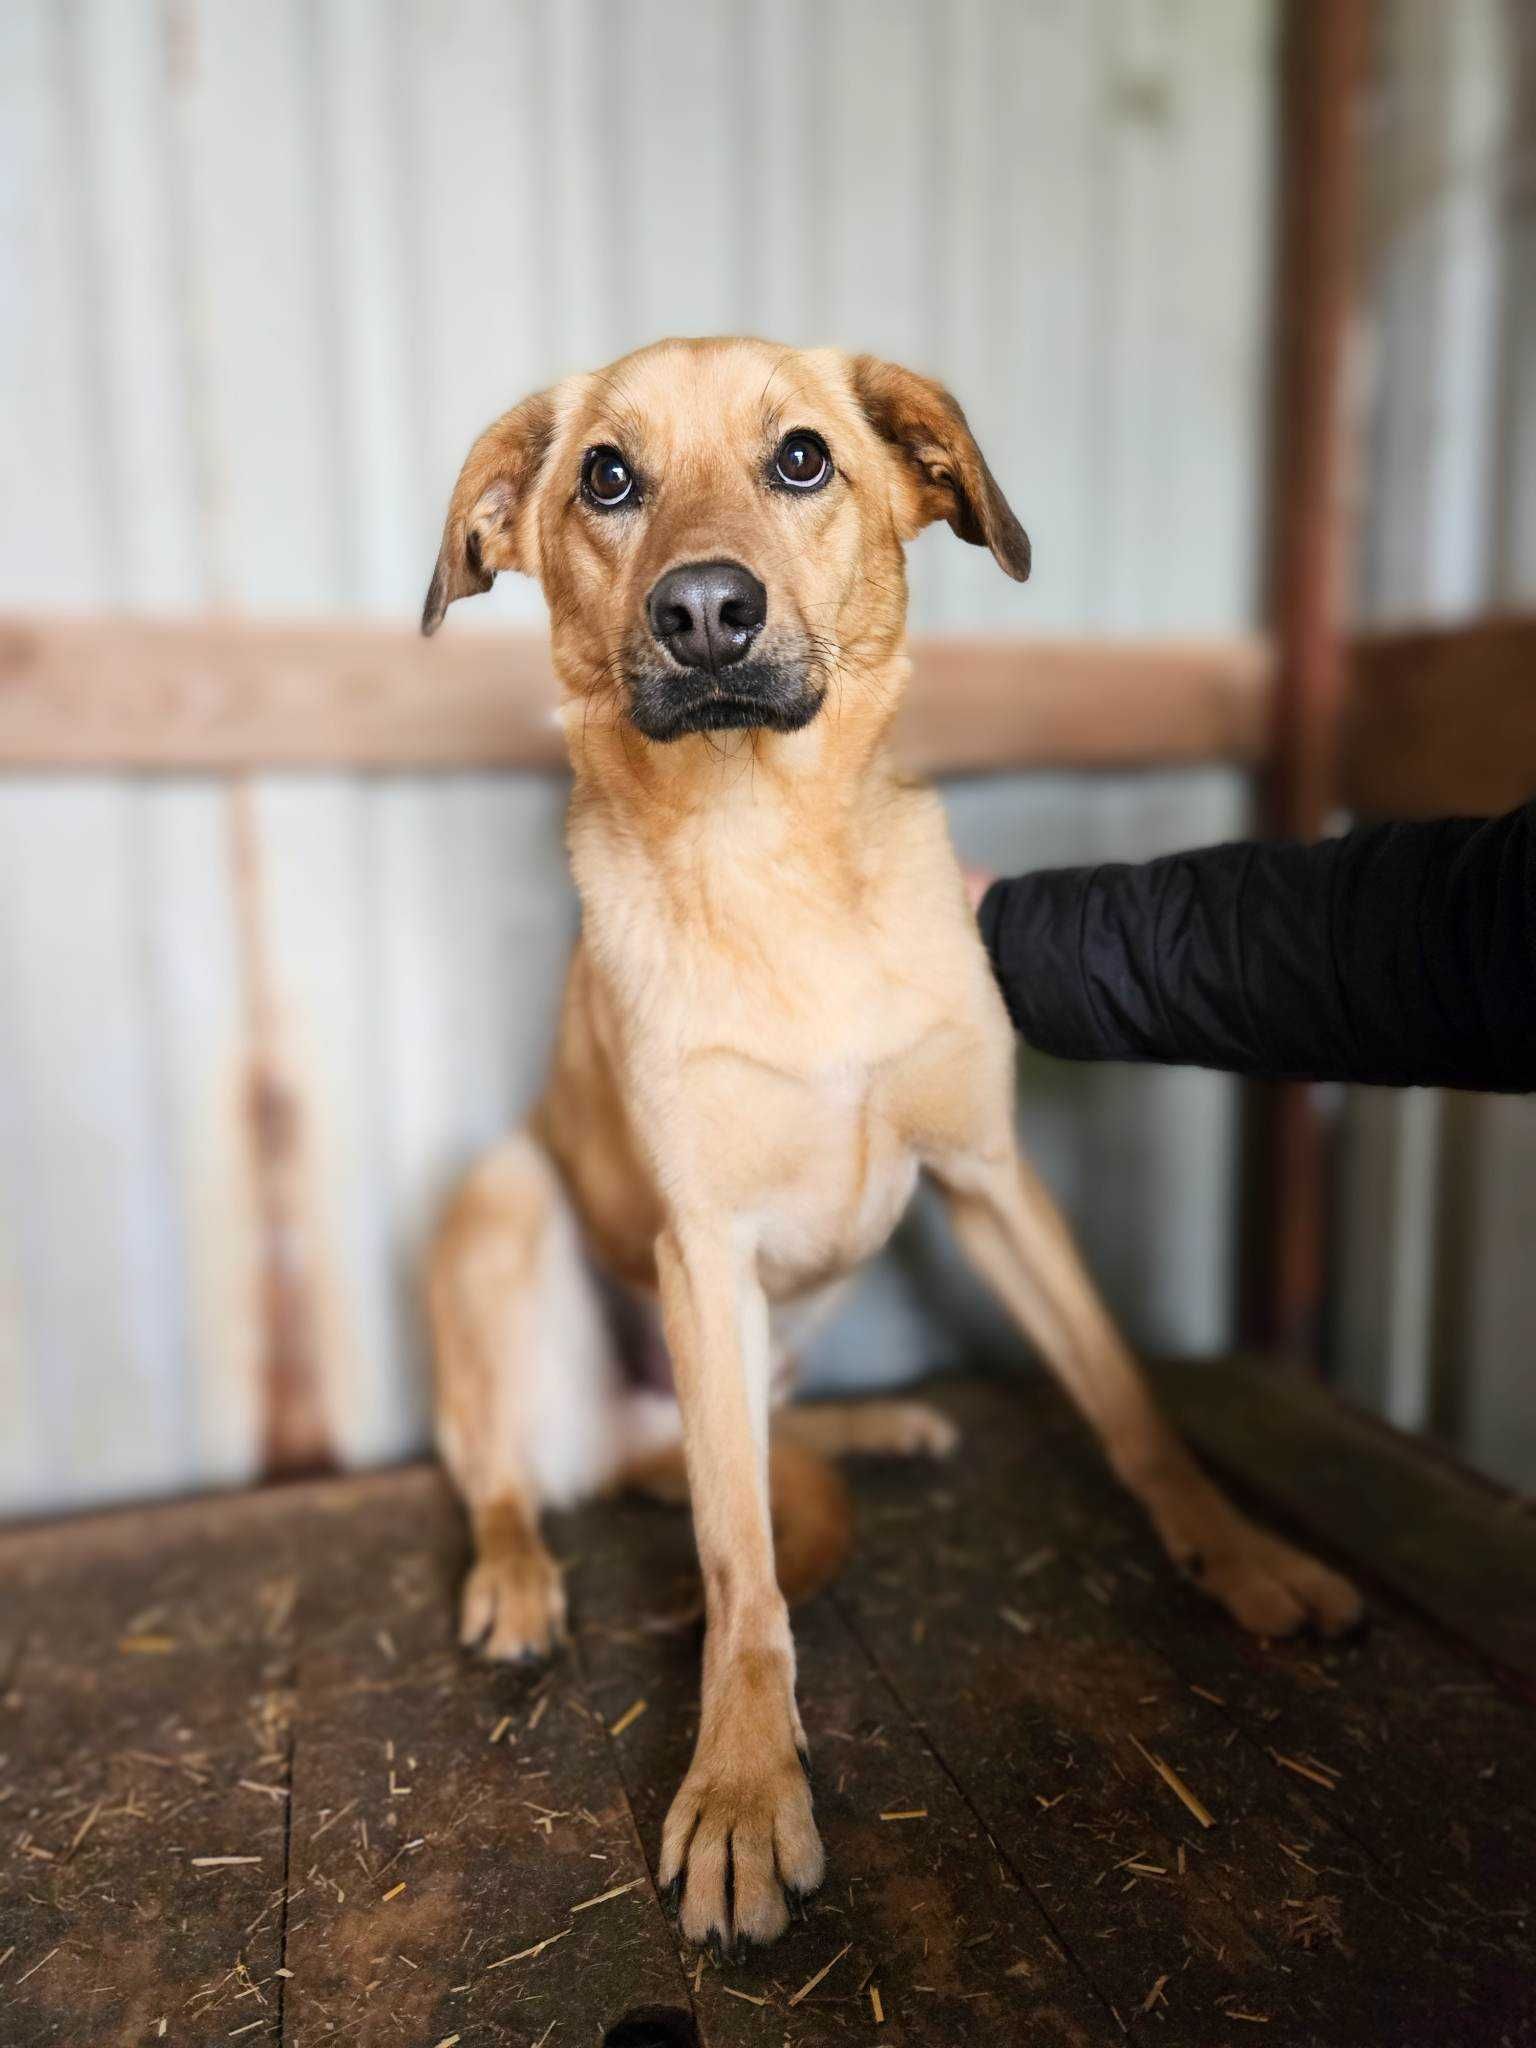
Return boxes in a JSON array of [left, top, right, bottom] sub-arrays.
[[627, 659, 826, 743]]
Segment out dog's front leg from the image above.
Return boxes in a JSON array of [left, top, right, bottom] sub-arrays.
[[653, 1219, 823, 1952], [933, 1145, 1363, 1638]]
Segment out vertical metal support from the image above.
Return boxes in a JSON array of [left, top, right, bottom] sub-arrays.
[[228, 781, 336, 1479], [1242, 0, 1371, 1360]]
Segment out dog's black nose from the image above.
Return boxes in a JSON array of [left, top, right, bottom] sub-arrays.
[[647, 560, 766, 672]]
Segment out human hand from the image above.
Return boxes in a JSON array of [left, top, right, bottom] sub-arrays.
[[962, 866, 996, 913]]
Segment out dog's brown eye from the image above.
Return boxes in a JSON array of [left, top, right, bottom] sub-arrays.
[[583, 445, 634, 508], [774, 431, 830, 492]]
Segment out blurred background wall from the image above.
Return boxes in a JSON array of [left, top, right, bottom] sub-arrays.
[[1332, 0, 1536, 1486], [0, 0, 1530, 1517]]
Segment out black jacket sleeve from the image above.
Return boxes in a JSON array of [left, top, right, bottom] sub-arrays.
[[976, 798, 1536, 1092]]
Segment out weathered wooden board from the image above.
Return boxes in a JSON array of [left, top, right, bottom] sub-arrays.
[[0, 1490, 303, 2043], [1343, 616, 1536, 820], [11, 599, 1532, 810], [1156, 1358, 1536, 1684], [2, 1369, 1534, 2042], [0, 614, 1273, 774], [890, 1374, 1536, 2041], [1064, 1464, 1536, 2030], [558, 1479, 1113, 2044], [829, 1386, 1534, 2043], [278, 1468, 692, 2046]]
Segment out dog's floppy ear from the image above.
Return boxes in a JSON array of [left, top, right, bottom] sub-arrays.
[[421, 390, 558, 634], [849, 356, 1030, 581]]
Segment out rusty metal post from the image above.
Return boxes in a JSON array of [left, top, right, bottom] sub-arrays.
[[1242, 0, 1371, 1360], [228, 782, 337, 1479]]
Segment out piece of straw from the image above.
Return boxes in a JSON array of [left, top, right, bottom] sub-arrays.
[[788, 1942, 851, 2008], [571, 1877, 643, 1913], [1270, 1749, 1339, 1790], [1129, 1736, 1214, 1829], [485, 1928, 572, 1971]]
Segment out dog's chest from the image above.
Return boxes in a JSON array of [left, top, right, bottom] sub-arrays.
[[747, 1053, 928, 1294], [654, 905, 997, 1293]]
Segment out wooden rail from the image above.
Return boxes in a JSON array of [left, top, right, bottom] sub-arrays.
[[0, 611, 1531, 813], [0, 614, 572, 773], [1342, 615, 1536, 820], [0, 614, 1272, 776]]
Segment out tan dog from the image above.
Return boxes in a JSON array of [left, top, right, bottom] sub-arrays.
[[421, 337, 1362, 1953]]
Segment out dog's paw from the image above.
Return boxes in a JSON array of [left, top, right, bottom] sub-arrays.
[[878, 1399, 961, 1459], [659, 1746, 824, 1952], [1189, 1526, 1363, 1639], [459, 1545, 566, 1662], [1141, 1462, 1363, 1639], [1162, 1509, 1363, 1638]]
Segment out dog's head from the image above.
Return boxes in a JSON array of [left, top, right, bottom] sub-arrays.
[[422, 339, 1029, 746]]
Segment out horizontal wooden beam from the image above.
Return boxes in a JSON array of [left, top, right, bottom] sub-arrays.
[[1341, 614, 1536, 820], [6, 611, 1529, 812], [0, 614, 572, 772], [0, 613, 1272, 775], [894, 633, 1273, 775]]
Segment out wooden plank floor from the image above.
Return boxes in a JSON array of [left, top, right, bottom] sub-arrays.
[[2, 1364, 1534, 2045]]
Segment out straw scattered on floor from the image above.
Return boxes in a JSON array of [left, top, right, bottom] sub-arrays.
[[788, 1941, 851, 2008], [484, 1928, 572, 1971], [571, 1876, 644, 1913], [1129, 1735, 1214, 1828]]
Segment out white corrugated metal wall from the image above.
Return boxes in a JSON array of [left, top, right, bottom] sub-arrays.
[[1333, 0, 1536, 1489], [0, 0, 1275, 1516]]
